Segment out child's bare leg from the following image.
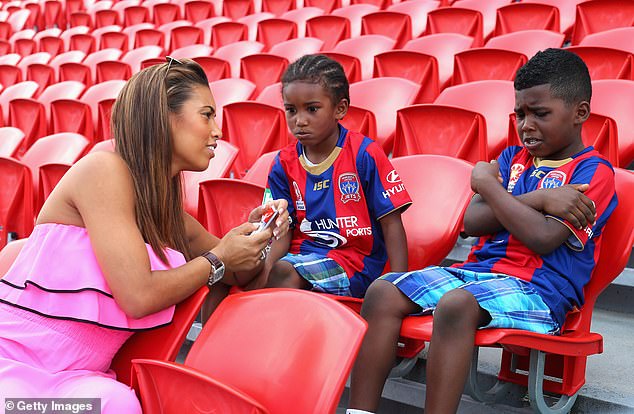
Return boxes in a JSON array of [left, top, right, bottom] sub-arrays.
[[425, 289, 490, 414], [349, 280, 420, 411], [265, 260, 311, 289]]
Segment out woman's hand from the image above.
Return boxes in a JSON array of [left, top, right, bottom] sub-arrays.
[[247, 199, 291, 240], [212, 222, 273, 273]]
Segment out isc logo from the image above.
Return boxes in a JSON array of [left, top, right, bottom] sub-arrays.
[[313, 180, 330, 191]]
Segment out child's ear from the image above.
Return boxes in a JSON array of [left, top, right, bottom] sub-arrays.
[[335, 98, 349, 120], [574, 100, 590, 125]]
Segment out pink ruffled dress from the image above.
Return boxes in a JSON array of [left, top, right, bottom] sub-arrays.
[[0, 223, 186, 413]]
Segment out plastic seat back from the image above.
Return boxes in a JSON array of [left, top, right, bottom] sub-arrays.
[[0, 238, 27, 277], [425, 6, 483, 47], [198, 178, 265, 236], [571, 0, 634, 45], [361, 11, 412, 49], [0, 126, 25, 158], [435, 79, 515, 160], [494, 2, 560, 37], [50, 99, 94, 143], [133, 28, 165, 49], [349, 77, 419, 153], [256, 81, 283, 108], [374, 50, 439, 103], [243, 150, 278, 186], [80, 80, 126, 142], [8, 99, 47, 156], [452, 48, 527, 85], [484, 29, 565, 60], [393, 104, 487, 163], [262, 0, 295, 16], [333, 34, 395, 80], [331, 4, 380, 37], [387, 0, 440, 37], [591, 79, 634, 167], [237, 12, 277, 42], [268, 37, 324, 66], [0, 81, 39, 124], [391, 154, 473, 270], [240, 54, 289, 97], [58, 62, 92, 85], [579, 27, 634, 54], [95, 61, 132, 83], [403, 33, 473, 88], [152, 3, 181, 26], [111, 286, 209, 387], [208, 78, 257, 128], [222, 101, 288, 178], [37, 163, 71, 215], [280, 7, 325, 37], [0, 65, 22, 89], [256, 18, 297, 52], [213, 40, 265, 78], [567, 46, 633, 81], [222, 0, 254, 20], [305, 15, 350, 50], [121, 45, 163, 74], [192, 56, 231, 82], [181, 140, 239, 217], [169, 26, 204, 52], [184, 0, 215, 23], [304, 0, 342, 14], [0, 157, 33, 249], [181, 289, 367, 414], [170, 44, 214, 60], [25, 64, 55, 96], [341, 105, 378, 142]]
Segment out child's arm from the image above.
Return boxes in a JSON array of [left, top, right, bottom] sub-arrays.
[[242, 229, 292, 290], [469, 160, 575, 255], [464, 184, 596, 236], [379, 210, 408, 272]]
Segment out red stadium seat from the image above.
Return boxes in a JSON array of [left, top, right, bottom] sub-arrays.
[[256, 18, 297, 52], [268, 37, 324, 66], [361, 11, 412, 48], [88, 138, 115, 154], [280, 7, 325, 37], [262, 0, 295, 16], [305, 15, 350, 51], [425, 6, 484, 47], [94, 9, 120, 28], [170, 44, 214, 60], [50, 99, 94, 143], [209, 78, 257, 128], [222, 101, 289, 178], [210, 21, 248, 50], [333, 34, 395, 80], [341, 105, 378, 142], [393, 104, 487, 163], [373, 50, 439, 103], [237, 12, 276, 42], [36, 162, 71, 215], [123, 5, 150, 27], [0, 157, 33, 249], [240, 54, 289, 97], [570, 0, 634, 45], [95, 61, 132, 83], [133, 289, 367, 414], [184, 0, 215, 23], [493, 2, 560, 37], [350, 0, 390, 10], [435, 80, 515, 160], [452, 0, 511, 41], [152, 3, 181, 26], [195, 16, 231, 45], [17, 52, 51, 79], [320, 52, 362, 84], [83, 48, 123, 81], [304, 0, 342, 13], [222, 0, 254, 20], [386, 0, 439, 38], [192, 56, 231, 82], [213, 40, 264, 79], [452, 47, 527, 85], [349, 77, 419, 153], [134, 28, 165, 49], [403, 33, 473, 89], [256, 81, 283, 108], [58, 62, 92, 85], [485, 29, 565, 62], [243, 150, 278, 186], [121, 45, 163, 73], [567, 46, 633, 81], [579, 27, 634, 54], [68, 33, 96, 55], [0, 65, 22, 89], [0, 81, 39, 125], [80, 80, 126, 142], [398, 167, 634, 413], [111, 286, 209, 390], [169, 26, 204, 52], [332, 4, 380, 38], [69, 11, 93, 29], [522, 0, 581, 37], [38, 36, 65, 55], [182, 140, 240, 218], [592, 79, 634, 167], [98, 30, 129, 52], [0, 126, 25, 158]]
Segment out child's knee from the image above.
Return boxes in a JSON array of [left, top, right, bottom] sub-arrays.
[[434, 289, 480, 327], [267, 260, 303, 288], [362, 280, 411, 319]]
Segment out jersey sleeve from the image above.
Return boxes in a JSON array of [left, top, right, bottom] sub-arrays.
[[546, 158, 616, 251], [266, 154, 295, 225], [357, 140, 412, 220], [497, 146, 522, 191]]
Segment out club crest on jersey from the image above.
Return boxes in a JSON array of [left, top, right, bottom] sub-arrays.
[[540, 170, 567, 189], [292, 181, 306, 211], [386, 170, 401, 184], [507, 163, 525, 192], [339, 173, 361, 203]]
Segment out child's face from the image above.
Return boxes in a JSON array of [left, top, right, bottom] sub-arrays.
[[282, 81, 348, 152], [514, 84, 588, 160]]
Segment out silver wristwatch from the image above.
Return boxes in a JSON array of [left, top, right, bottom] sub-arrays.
[[201, 251, 225, 287]]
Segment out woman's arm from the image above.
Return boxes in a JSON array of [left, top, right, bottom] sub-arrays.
[[379, 211, 408, 272], [67, 153, 272, 319]]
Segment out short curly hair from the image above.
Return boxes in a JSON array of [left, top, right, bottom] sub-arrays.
[[281, 54, 350, 104]]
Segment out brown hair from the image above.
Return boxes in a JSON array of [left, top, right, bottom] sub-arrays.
[[111, 58, 209, 263]]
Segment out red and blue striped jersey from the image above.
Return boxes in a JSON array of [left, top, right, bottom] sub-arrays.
[[457, 146, 618, 326], [267, 125, 412, 297]]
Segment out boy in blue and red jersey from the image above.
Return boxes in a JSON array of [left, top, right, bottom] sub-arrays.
[[259, 54, 412, 298], [347, 49, 618, 414]]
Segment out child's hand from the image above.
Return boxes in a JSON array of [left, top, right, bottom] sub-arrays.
[[471, 160, 501, 194], [540, 184, 596, 229]]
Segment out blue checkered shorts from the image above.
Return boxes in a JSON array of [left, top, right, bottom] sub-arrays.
[[381, 266, 559, 334], [281, 253, 351, 296]]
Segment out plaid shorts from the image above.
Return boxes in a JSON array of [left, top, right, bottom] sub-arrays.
[[381, 266, 559, 334], [281, 253, 351, 296]]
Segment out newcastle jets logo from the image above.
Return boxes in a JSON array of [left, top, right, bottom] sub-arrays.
[[540, 171, 566, 189], [338, 173, 361, 203]]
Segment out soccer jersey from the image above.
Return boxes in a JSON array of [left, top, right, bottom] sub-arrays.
[[457, 146, 618, 326], [267, 124, 412, 297]]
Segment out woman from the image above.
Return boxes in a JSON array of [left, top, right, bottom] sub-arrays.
[[0, 58, 289, 412]]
